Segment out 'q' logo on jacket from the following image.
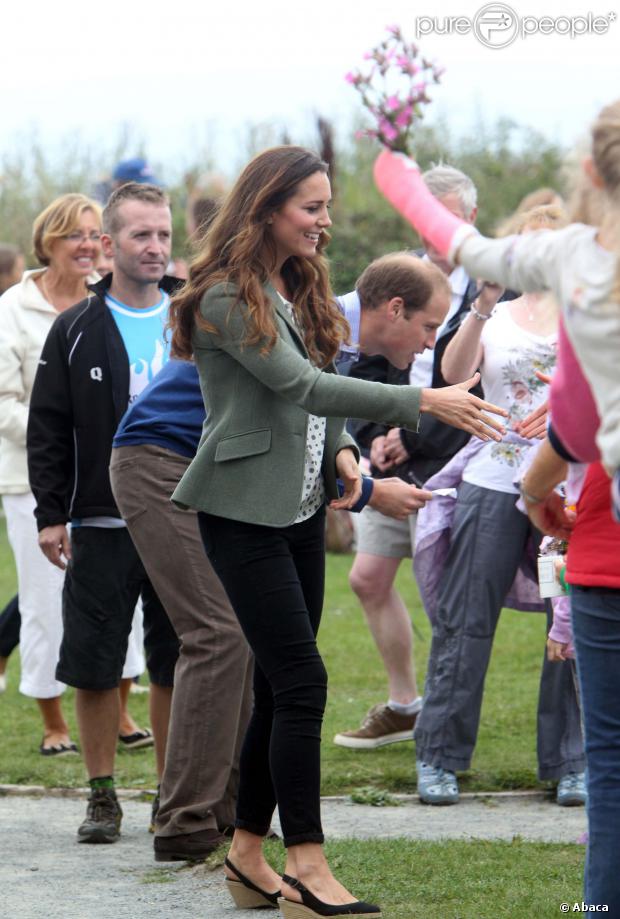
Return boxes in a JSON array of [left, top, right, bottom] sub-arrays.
[[90, 367, 103, 382]]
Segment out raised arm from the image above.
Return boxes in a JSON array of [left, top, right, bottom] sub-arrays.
[[440, 283, 501, 384], [373, 149, 562, 293]]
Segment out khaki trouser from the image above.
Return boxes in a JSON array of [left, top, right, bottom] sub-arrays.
[[110, 444, 253, 837]]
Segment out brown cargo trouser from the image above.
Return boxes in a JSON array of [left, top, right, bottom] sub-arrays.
[[110, 444, 253, 837]]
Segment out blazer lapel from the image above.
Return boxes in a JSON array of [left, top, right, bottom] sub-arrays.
[[264, 281, 308, 356]]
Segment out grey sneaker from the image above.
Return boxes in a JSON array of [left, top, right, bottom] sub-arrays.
[[556, 772, 587, 807], [417, 761, 459, 805], [77, 787, 123, 843], [333, 703, 418, 749]]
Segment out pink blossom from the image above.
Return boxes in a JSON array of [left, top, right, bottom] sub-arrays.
[[379, 118, 398, 141], [395, 105, 413, 127], [345, 24, 444, 154]]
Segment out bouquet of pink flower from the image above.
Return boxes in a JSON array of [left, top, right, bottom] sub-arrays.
[[346, 25, 444, 155]]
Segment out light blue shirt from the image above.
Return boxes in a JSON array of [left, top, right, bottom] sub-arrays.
[[106, 290, 170, 403], [336, 290, 361, 355]]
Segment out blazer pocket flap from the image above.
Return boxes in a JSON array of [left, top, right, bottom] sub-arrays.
[[214, 428, 272, 462]]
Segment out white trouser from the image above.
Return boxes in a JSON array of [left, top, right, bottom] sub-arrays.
[[123, 603, 145, 679], [2, 492, 66, 698]]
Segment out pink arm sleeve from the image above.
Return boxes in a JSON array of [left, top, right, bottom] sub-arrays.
[[373, 149, 476, 262], [550, 319, 601, 464]]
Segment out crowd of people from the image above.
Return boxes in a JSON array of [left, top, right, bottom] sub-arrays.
[[0, 94, 618, 916]]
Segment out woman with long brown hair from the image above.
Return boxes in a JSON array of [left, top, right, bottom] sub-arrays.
[[167, 145, 505, 918]]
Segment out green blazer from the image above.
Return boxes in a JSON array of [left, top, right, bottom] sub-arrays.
[[172, 281, 422, 527]]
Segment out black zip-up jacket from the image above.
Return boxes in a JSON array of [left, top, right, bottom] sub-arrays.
[[349, 277, 482, 486], [27, 274, 180, 531]]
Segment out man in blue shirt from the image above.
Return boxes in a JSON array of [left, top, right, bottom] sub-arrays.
[[28, 183, 180, 845]]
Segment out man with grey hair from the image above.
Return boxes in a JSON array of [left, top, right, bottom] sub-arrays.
[[335, 164, 500, 761]]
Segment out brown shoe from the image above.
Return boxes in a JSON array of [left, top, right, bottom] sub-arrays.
[[333, 703, 419, 749], [154, 828, 227, 862]]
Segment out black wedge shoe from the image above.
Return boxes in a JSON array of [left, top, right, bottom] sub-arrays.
[[278, 875, 382, 918], [224, 857, 281, 910]]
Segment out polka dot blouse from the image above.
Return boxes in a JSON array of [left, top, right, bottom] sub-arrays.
[[279, 295, 327, 522]]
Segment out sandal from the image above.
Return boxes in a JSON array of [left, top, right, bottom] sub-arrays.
[[39, 740, 78, 757], [118, 728, 154, 750], [278, 875, 381, 917], [224, 857, 280, 909]]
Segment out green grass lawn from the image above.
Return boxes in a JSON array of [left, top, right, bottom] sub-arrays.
[[0, 521, 553, 793], [256, 838, 584, 919]]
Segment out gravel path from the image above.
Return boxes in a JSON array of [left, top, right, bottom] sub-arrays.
[[0, 788, 586, 919]]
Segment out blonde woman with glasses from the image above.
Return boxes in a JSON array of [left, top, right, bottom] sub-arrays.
[[0, 194, 101, 754]]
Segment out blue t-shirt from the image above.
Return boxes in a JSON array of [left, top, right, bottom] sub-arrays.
[[113, 359, 205, 459], [106, 290, 170, 403]]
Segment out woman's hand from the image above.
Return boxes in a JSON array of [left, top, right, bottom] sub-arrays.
[[420, 373, 508, 441], [515, 400, 548, 440], [331, 448, 362, 510], [514, 371, 552, 440]]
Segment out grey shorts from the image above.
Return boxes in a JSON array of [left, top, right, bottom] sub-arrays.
[[354, 504, 417, 558]]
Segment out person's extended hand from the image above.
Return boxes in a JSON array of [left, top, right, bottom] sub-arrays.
[[38, 524, 71, 570], [368, 477, 433, 520], [546, 636, 569, 662], [383, 428, 409, 466], [523, 492, 576, 539], [331, 448, 362, 510], [515, 400, 549, 440], [420, 373, 508, 441], [369, 435, 392, 472], [514, 371, 552, 440]]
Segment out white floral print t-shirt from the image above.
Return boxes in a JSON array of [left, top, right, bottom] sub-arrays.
[[462, 303, 557, 495]]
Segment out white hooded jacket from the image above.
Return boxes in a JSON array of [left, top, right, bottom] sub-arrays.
[[0, 270, 72, 493]]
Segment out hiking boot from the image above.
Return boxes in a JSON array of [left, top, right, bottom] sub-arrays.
[[417, 761, 459, 805], [77, 787, 123, 843], [333, 703, 418, 749], [557, 771, 587, 807]]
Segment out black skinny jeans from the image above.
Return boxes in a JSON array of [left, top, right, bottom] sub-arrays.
[[198, 507, 327, 847]]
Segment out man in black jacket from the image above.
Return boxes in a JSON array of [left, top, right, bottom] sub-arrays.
[[335, 166, 503, 751], [28, 183, 180, 844]]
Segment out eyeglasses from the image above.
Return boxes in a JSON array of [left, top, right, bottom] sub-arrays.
[[64, 232, 102, 243]]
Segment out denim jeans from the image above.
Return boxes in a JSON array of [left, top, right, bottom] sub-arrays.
[[572, 586, 620, 913], [198, 507, 327, 847]]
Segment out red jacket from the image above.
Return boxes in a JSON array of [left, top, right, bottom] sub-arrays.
[[567, 462, 620, 589]]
